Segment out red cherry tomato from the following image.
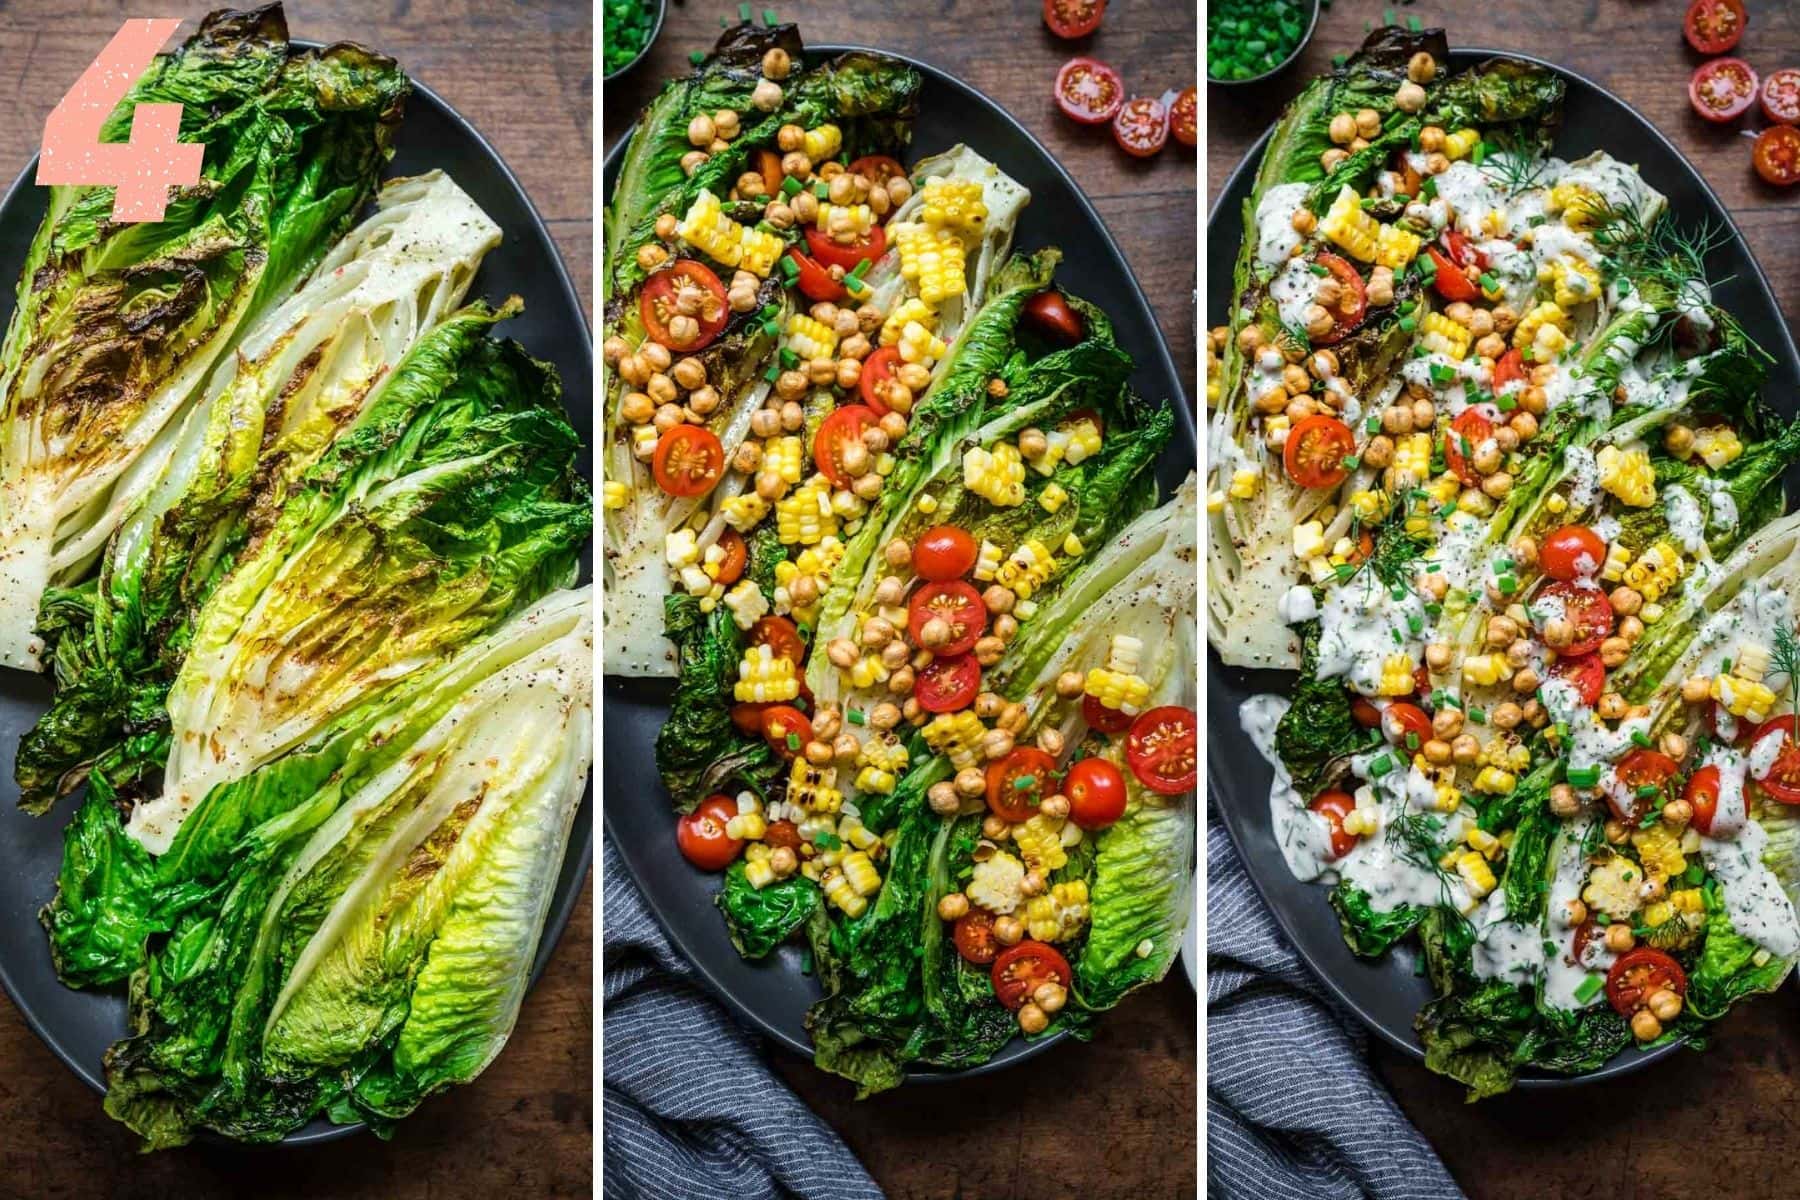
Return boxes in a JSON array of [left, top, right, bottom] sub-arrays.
[[1381, 702, 1432, 750], [1125, 706, 1198, 795], [992, 941, 1073, 1010], [1540, 525, 1608, 582], [1310, 253, 1368, 344], [986, 747, 1060, 822], [814, 404, 880, 488], [1064, 757, 1129, 830], [1023, 290, 1085, 343], [1606, 947, 1687, 1018], [764, 819, 802, 851], [1169, 86, 1198, 147], [761, 705, 814, 758], [953, 910, 1000, 964], [1607, 749, 1680, 825], [1283, 414, 1356, 490], [1685, 764, 1723, 835], [1043, 0, 1105, 39], [858, 345, 902, 414], [1550, 653, 1606, 707], [640, 261, 730, 351], [1444, 409, 1495, 488], [908, 580, 987, 657], [1492, 348, 1526, 391], [1112, 96, 1169, 158], [848, 155, 907, 186], [1309, 790, 1360, 859], [804, 223, 887, 273], [1083, 693, 1134, 734], [1684, 0, 1746, 55], [1351, 696, 1384, 728], [915, 653, 982, 713], [751, 615, 806, 664], [676, 795, 742, 871], [1536, 582, 1614, 657], [1053, 57, 1124, 126], [651, 425, 725, 497], [1753, 125, 1800, 188], [714, 529, 748, 586], [730, 702, 771, 736], [1689, 57, 1759, 124], [1440, 229, 1487, 270], [1762, 68, 1800, 125], [1427, 245, 1479, 302], [786, 247, 847, 303], [1748, 715, 1800, 804], [913, 526, 979, 581]]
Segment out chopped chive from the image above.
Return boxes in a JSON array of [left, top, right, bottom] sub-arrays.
[[787, 732, 801, 750], [1407, 613, 1424, 634], [1335, 563, 1356, 581], [739, 2, 751, 18], [764, 8, 778, 26], [1366, 415, 1382, 434], [849, 257, 872, 280], [690, 50, 707, 65], [762, 318, 780, 336], [1630, 730, 1653, 749], [1496, 393, 1517, 412], [1567, 764, 1601, 787], [1497, 574, 1518, 595], [1635, 784, 1659, 800], [1479, 272, 1498, 292], [1369, 753, 1396, 779], [813, 181, 829, 198], [1407, 14, 1423, 31], [847, 707, 865, 725], [781, 175, 803, 197], [1468, 707, 1487, 725], [1014, 774, 1036, 790], [1421, 177, 1437, 200], [1341, 453, 1361, 470], [1332, 53, 1348, 68], [1406, 731, 1421, 750], [1573, 974, 1604, 1004], [764, 364, 780, 381], [1399, 316, 1417, 332]]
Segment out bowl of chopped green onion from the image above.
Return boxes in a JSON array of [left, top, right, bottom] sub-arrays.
[[1207, 0, 1319, 86], [605, 0, 667, 82]]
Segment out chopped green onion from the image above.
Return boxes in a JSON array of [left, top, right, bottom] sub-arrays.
[[1630, 730, 1653, 749], [1369, 753, 1396, 779], [781, 176, 803, 197], [847, 707, 865, 725], [1567, 764, 1601, 787], [1014, 774, 1037, 790], [1573, 974, 1604, 1004]]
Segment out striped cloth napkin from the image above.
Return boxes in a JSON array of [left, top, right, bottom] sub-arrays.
[[1207, 814, 1465, 1200], [602, 836, 884, 1200]]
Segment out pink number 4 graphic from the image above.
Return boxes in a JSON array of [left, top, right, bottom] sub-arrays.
[[36, 18, 204, 223]]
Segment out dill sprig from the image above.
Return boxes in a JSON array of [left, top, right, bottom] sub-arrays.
[[1478, 142, 1548, 197], [1386, 808, 1458, 905], [1591, 203, 1734, 298], [1773, 621, 1800, 717]]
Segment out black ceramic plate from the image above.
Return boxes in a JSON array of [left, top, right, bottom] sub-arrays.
[[0, 69, 594, 1144], [1207, 48, 1800, 1084], [603, 45, 1195, 1080]]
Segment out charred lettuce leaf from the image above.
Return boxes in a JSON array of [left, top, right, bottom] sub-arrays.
[[653, 593, 778, 811], [717, 860, 819, 959]]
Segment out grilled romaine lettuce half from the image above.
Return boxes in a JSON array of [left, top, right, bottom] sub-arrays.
[[17, 175, 501, 812], [115, 311, 589, 855], [59, 587, 592, 1148], [0, 7, 406, 670]]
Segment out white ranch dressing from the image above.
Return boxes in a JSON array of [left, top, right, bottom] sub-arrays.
[[1470, 890, 1543, 987], [1255, 182, 1312, 269], [1664, 485, 1707, 554], [1701, 745, 1750, 838], [1269, 257, 1322, 331], [1314, 576, 1428, 696], [1699, 819, 1800, 959], [1543, 822, 1615, 1010], [1242, 695, 1338, 880], [1749, 727, 1787, 782]]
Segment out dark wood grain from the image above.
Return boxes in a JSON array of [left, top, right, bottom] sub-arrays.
[[0, 2, 592, 1193], [1208, 2, 1800, 1197], [607, 4, 1198, 1198]]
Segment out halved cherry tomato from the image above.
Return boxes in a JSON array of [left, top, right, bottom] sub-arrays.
[[1685, 764, 1723, 835], [651, 425, 725, 497], [764, 819, 803, 851], [1309, 790, 1359, 859], [858, 345, 901, 414], [1572, 920, 1599, 964], [1351, 697, 1383, 728], [1540, 525, 1607, 582], [755, 148, 785, 196], [1310, 253, 1368, 343], [761, 705, 814, 757], [1536, 582, 1614, 658], [1414, 664, 1433, 698], [913, 526, 979, 581], [986, 746, 1060, 822], [815, 404, 880, 488], [908, 580, 987, 657], [1492, 348, 1526, 391], [1608, 748, 1680, 824], [1684, 0, 1746, 55], [1043, 0, 1105, 40], [1444, 409, 1495, 487], [916, 653, 982, 713], [804, 223, 887, 272], [1689, 57, 1759, 124], [731, 702, 771, 736], [1440, 228, 1487, 271], [640, 261, 730, 351], [953, 910, 999, 964], [714, 529, 748, 586], [1606, 947, 1687, 1017], [1748, 714, 1800, 804], [1381, 702, 1432, 750], [1112, 96, 1168, 158], [1170, 86, 1198, 147], [1550, 653, 1606, 707], [1753, 125, 1800, 188], [1427, 245, 1479, 302], [1762, 67, 1800, 125], [1126, 706, 1197, 795], [786, 247, 847, 303], [848, 155, 906, 186], [1283, 414, 1356, 490], [1083, 693, 1133, 734], [1054, 57, 1124, 126], [1023, 290, 1085, 343], [992, 941, 1073, 1010], [1065, 757, 1129, 830], [676, 795, 742, 871], [751, 615, 806, 664]]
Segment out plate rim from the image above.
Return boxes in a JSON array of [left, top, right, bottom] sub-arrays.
[[602, 40, 1196, 1083], [1205, 44, 1800, 1086]]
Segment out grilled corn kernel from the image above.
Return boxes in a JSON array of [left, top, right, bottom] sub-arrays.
[[789, 759, 844, 814], [1596, 444, 1656, 508], [1599, 541, 1632, 583], [1420, 311, 1473, 361], [785, 313, 839, 360], [923, 710, 987, 770], [1693, 426, 1743, 469], [964, 443, 1027, 507], [973, 538, 1004, 581], [1372, 222, 1423, 269], [735, 644, 801, 702], [603, 480, 630, 510], [1544, 255, 1603, 308], [1229, 466, 1261, 499], [1713, 674, 1777, 723], [1376, 653, 1417, 696], [1512, 301, 1569, 352], [879, 297, 936, 347], [996, 538, 1056, 599], [1456, 851, 1497, 899], [1547, 181, 1605, 229], [1085, 667, 1152, 715], [1038, 482, 1069, 513], [918, 177, 988, 232], [1632, 825, 1687, 879], [1319, 185, 1381, 262], [1014, 813, 1070, 874], [1443, 129, 1481, 161], [802, 123, 843, 161], [775, 483, 838, 544]]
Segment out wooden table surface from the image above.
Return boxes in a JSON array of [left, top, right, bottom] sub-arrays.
[[1208, 2, 1800, 1197], [607, 4, 1198, 1199], [0, 3, 593, 1195]]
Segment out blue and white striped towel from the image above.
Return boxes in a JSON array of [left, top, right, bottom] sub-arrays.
[[602, 836, 884, 1200], [1207, 814, 1465, 1200]]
